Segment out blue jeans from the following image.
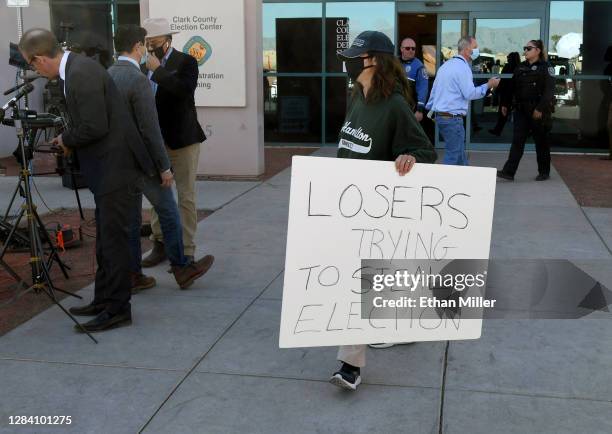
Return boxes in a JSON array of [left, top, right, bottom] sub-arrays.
[[437, 116, 469, 166], [128, 176, 187, 273]]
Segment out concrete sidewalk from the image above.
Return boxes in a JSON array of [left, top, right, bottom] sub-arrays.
[[1, 149, 611, 434]]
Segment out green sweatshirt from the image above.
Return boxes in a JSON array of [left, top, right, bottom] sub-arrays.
[[337, 85, 437, 164]]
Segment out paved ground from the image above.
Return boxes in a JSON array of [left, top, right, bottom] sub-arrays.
[[1, 149, 611, 434], [0, 177, 260, 214]]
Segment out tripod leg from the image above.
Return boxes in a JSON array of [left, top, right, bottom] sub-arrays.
[[13, 119, 96, 343], [29, 216, 80, 300], [32, 207, 70, 279], [0, 258, 26, 288], [39, 283, 98, 344], [2, 180, 22, 221], [71, 171, 85, 220], [47, 285, 82, 299], [0, 207, 26, 260], [30, 225, 95, 342]]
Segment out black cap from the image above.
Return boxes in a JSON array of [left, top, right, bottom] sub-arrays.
[[338, 31, 395, 59]]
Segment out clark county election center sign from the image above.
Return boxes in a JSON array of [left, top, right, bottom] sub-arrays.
[[279, 156, 497, 348], [149, 0, 246, 106]]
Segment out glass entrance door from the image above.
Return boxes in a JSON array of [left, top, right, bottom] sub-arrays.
[[467, 11, 546, 148], [425, 5, 548, 150], [432, 14, 468, 149]]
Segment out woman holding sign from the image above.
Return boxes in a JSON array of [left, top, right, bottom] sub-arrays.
[[330, 31, 437, 391]]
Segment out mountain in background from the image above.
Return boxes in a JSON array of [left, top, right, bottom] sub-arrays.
[[264, 18, 584, 55]]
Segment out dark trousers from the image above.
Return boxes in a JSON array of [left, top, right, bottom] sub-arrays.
[[502, 109, 551, 176], [92, 186, 139, 314]]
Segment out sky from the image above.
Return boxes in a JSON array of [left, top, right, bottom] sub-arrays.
[[263, 2, 395, 39], [550, 1, 584, 20]]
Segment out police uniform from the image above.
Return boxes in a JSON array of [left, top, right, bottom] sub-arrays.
[[401, 57, 429, 113], [501, 59, 555, 177]]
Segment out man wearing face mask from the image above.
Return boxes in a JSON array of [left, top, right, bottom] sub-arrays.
[[141, 18, 212, 270], [425, 36, 500, 165], [109, 25, 214, 291]]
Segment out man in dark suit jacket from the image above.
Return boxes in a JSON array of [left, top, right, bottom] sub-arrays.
[[140, 18, 208, 268], [109, 25, 214, 291], [19, 28, 156, 333]]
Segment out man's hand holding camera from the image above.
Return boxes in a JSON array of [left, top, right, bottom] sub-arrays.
[[51, 134, 71, 157]]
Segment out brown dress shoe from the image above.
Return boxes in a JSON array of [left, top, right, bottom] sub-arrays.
[[130, 272, 156, 294], [173, 255, 215, 289], [142, 241, 167, 268]]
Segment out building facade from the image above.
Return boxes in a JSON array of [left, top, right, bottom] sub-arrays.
[[263, 0, 612, 152], [0, 0, 610, 178]]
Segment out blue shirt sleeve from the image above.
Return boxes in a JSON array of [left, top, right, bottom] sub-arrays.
[[415, 66, 429, 109], [456, 66, 488, 101], [425, 82, 435, 111]]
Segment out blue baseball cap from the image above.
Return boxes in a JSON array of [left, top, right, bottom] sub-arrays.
[[338, 30, 395, 59]]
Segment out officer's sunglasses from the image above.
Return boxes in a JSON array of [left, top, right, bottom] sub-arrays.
[[401, 46, 416, 51], [523, 46, 536, 52]]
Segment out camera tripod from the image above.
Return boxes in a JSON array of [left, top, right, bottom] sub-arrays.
[[0, 109, 97, 343]]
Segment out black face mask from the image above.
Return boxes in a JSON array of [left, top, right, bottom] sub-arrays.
[[150, 43, 167, 60], [344, 57, 373, 82]]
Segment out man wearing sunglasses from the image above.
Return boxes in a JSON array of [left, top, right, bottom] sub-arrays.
[[399, 37, 429, 122]]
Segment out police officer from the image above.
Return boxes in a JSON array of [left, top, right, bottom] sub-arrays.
[[399, 37, 428, 122], [497, 40, 555, 181]]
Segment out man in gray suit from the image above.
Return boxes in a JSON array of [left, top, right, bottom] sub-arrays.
[[108, 25, 213, 290]]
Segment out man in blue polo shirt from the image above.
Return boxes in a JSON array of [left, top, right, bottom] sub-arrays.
[[399, 37, 428, 123], [426, 36, 500, 165]]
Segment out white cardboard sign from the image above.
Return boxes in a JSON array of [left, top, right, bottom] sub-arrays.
[[279, 156, 497, 348], [148, 0, 246, 107]]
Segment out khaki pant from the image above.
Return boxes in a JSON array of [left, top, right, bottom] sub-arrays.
[[150, 143, 201, 256], [337, 345, 367, 368]]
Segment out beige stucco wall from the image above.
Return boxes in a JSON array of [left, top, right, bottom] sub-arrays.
[[140, 0, 265, 178]]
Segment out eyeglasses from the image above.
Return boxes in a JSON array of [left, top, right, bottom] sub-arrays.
[[401, 47, 416, 51], [523, 46, 536, 52]]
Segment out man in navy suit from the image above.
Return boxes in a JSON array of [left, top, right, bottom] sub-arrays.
[[19, 28, 156, 333]]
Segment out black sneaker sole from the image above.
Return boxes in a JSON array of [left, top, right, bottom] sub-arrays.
[[330, 374, 361, 391]]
